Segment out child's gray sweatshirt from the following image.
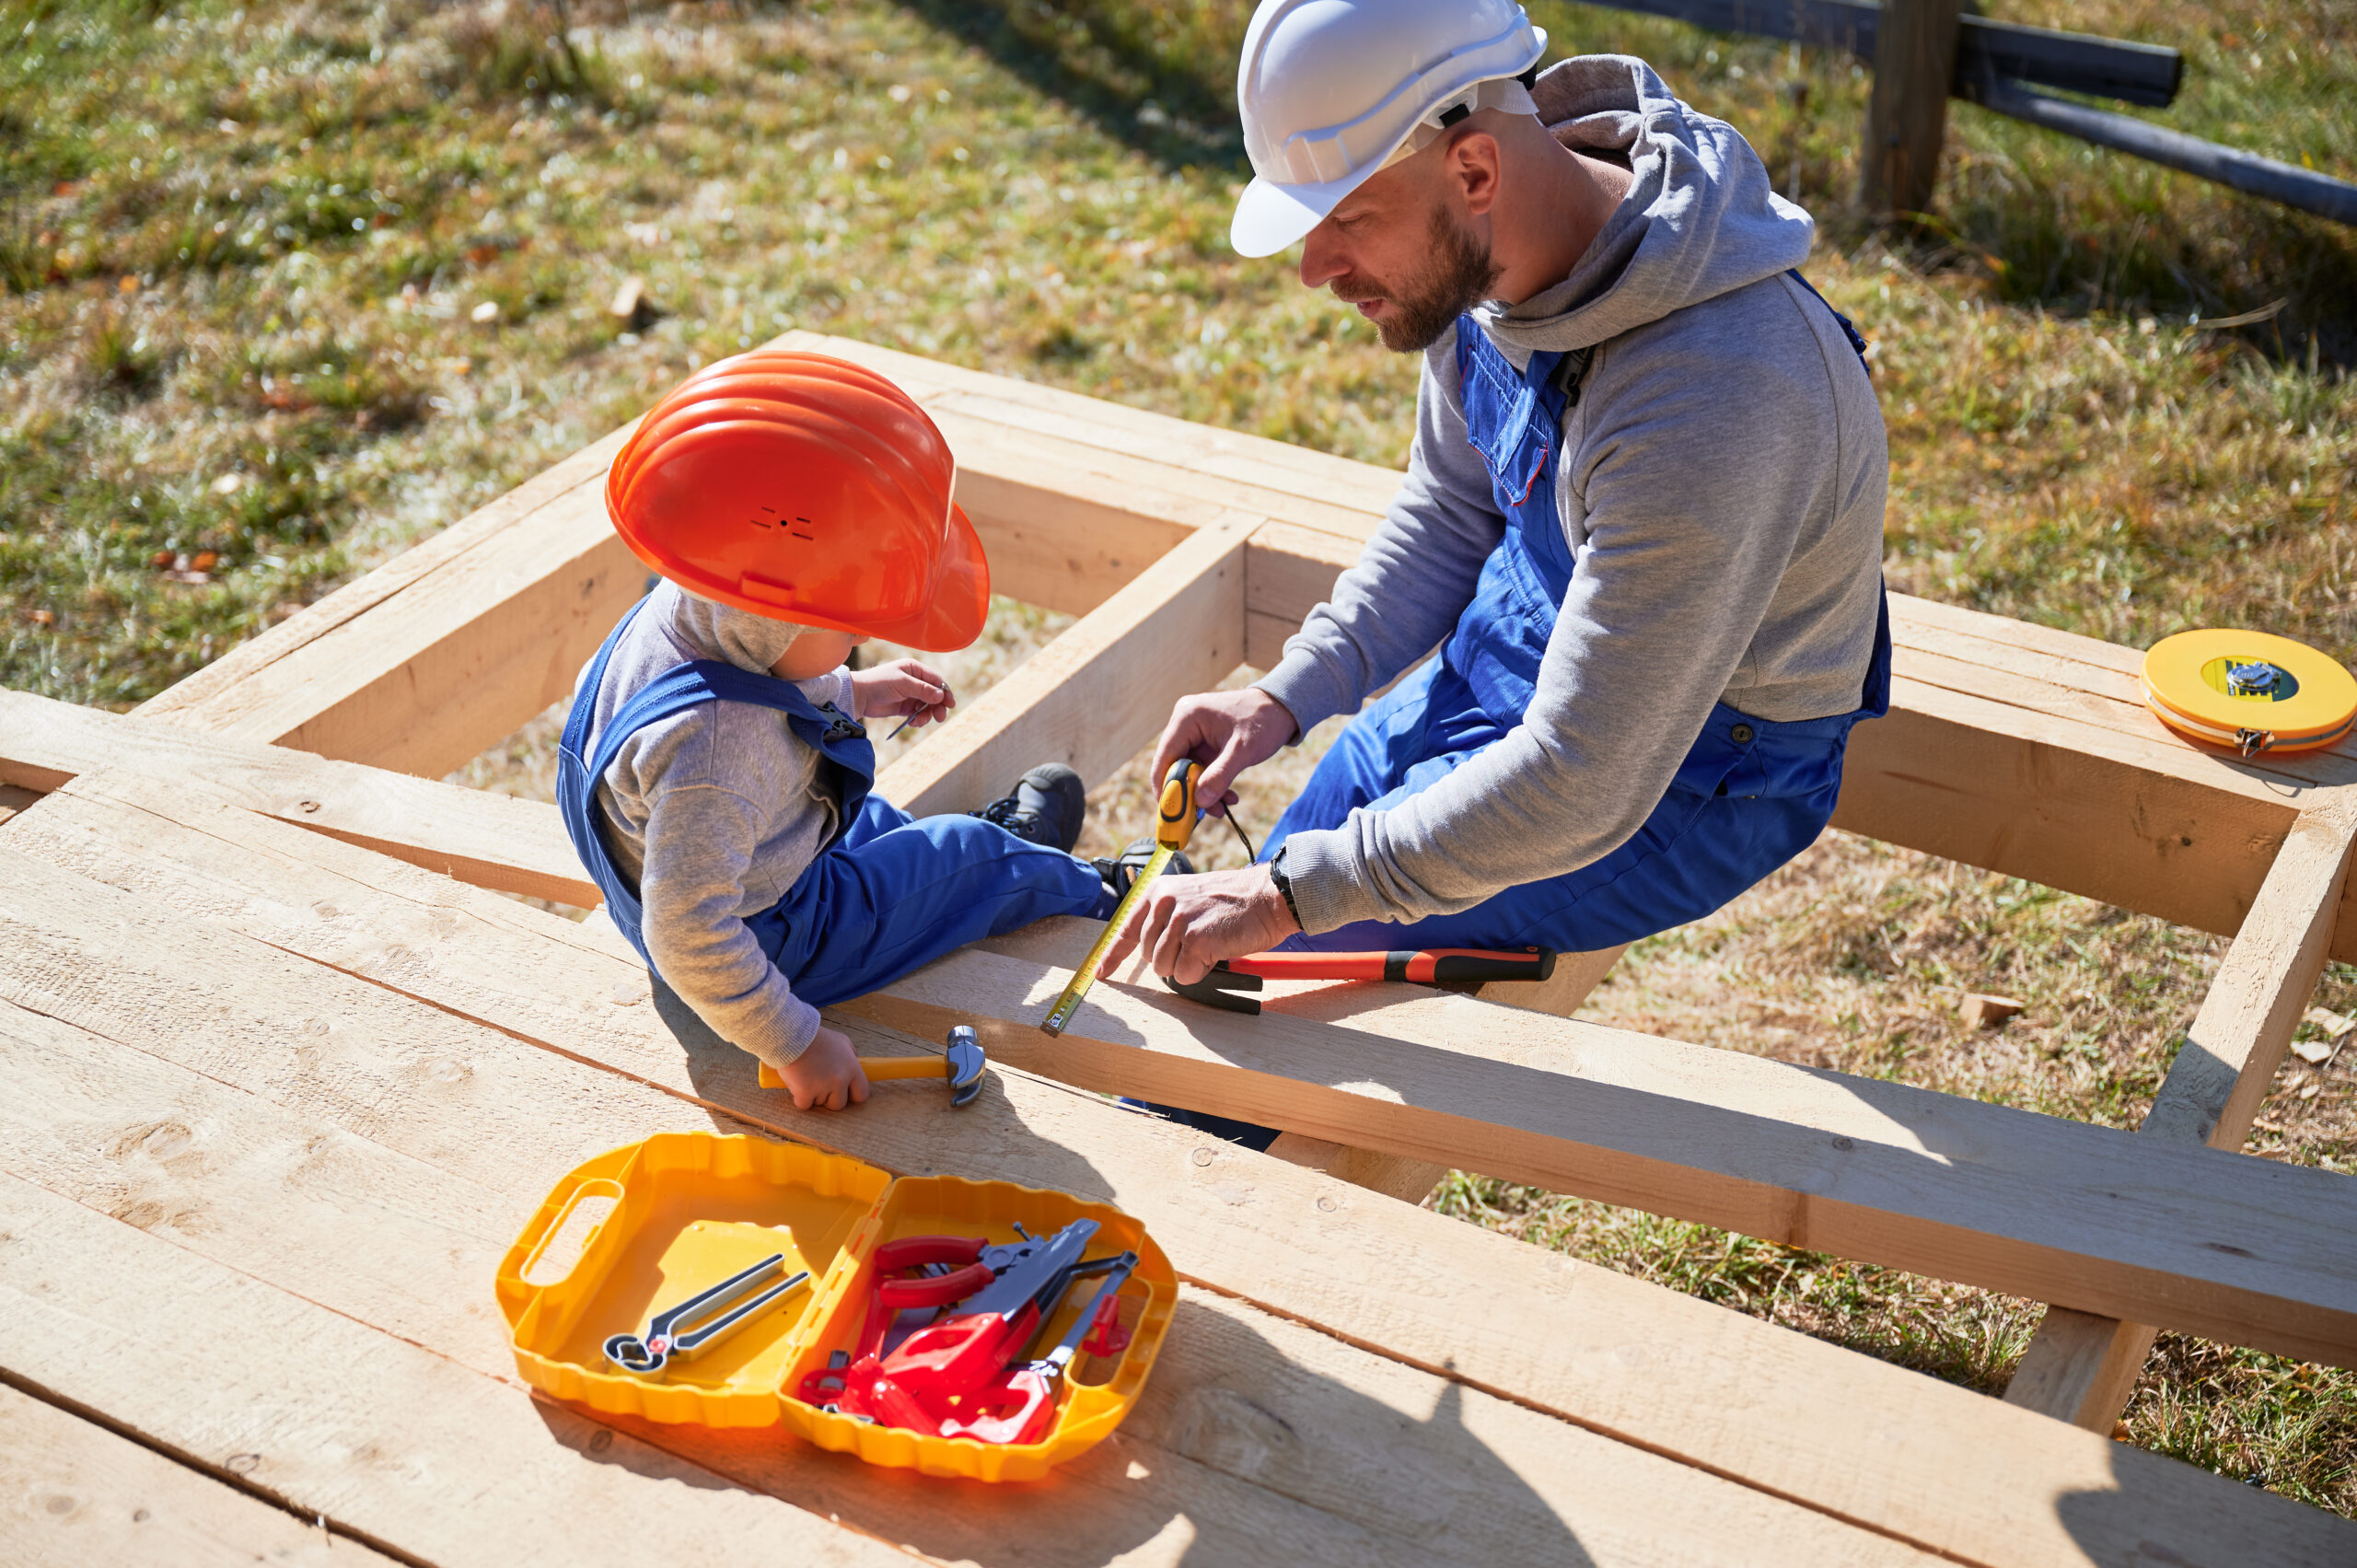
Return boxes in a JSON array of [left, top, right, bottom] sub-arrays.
[[575, 581, 852, 1069], [1253, 55, 1887, 935]]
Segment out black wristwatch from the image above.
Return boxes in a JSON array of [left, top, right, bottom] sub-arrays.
[[1267, 847, 1304, 929]]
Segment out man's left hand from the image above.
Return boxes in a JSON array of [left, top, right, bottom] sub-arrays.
[[1103, 864, 1301, 984]]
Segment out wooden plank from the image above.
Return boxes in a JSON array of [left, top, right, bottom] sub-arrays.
[[2005, 796, 2357, 1429], [0, 689, 597, 907], [134, 420, 638, 727], [0, 1384, 404, 1568], [0, 1014, 1949, 1568], [5, 982, 1829, 1568], [848, 945, 2357, 1368], [0, 783, 41, 826], [20, 766, 2357, 1373], [1266, 943, 1633, 1205], [1585, 0, 2182, 107], [1833, 677, 2305, 947], [15, 779, 2346, 1567], [1890, 591, 2145, 679], [631, 1280, 1956, 1568], [780, 331, 1405, 527], [5, 651, 2349, 977], [878, 514, 1255, 819], [0, 790, 1952, 1568], [1971, 77, 2357, 228], [1895, 642, 2357, 793], [142, 476, 647, 779], [0, 1174, 901, 1567]]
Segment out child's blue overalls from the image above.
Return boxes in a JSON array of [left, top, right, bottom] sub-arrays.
[[1155, 283, 1889, 1149], [556, 600, 1109, 1023]]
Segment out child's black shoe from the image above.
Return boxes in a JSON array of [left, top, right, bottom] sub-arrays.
[[970, 763, 1086, 852], [1094, 838, 1194, 900]]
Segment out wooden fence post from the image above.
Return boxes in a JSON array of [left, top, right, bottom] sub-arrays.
[[1861, 0, 1966, 217]]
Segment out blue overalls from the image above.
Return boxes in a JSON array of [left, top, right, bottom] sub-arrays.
[[1154, 284, 1890, 1149], [556, 600, 1109, 1027]]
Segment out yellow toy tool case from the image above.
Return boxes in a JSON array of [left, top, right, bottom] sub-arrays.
[[494, 1132, 1173, 1482]]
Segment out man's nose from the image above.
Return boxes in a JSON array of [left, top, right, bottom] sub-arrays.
[[1298, 226, 1348, 290]]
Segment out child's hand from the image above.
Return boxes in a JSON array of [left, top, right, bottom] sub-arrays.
[[851, 658, 954, 730], [779, 1025, 870, 1111]]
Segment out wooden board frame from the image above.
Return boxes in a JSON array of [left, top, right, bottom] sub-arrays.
[[6, 331, 2355, 1558]]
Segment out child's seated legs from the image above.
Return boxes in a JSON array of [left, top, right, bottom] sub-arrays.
[[757, 796, 1111, 1009]]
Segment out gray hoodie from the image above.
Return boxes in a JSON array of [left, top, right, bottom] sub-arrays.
[[576, 581, 853, 1069], [1255, 55, 1887, 936]]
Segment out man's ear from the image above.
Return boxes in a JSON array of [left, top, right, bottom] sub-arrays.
[[1445, 129, 1504, 217]]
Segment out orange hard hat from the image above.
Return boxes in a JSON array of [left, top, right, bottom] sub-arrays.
[[604, 351, 989, 650]]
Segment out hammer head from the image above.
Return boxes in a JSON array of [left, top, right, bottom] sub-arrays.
[[945, 1025, 986, 1108]]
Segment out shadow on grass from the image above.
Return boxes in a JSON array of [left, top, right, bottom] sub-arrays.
[[893, 0, 1249, 174]]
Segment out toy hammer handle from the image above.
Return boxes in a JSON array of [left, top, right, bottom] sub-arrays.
[[756, 1056, 944, 1090], [1156, 759, 1201, 851]]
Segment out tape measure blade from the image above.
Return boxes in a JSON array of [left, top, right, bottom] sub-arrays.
[[1042, 845, 1174, 1034]]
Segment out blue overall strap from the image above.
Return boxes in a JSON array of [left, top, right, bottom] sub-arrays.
[[1784, 269, 1871, 374], [555, 599, 875, 965]]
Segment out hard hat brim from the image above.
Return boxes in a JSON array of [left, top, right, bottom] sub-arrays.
[[905, 502, 991, 653], [1230, 170, 1369, 259]]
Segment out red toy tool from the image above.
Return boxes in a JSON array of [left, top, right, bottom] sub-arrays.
[[795, 1218, 1137, 1442], [1162, 947, 1556, 1015], [937, 1250, 1139, 1446]]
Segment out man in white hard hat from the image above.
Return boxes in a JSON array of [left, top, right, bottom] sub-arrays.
[[1109, 0, 1889, 1103]]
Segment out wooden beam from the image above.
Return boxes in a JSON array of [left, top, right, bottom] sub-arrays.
[[12, 776, 2347, 1566], [1270, 942, 1631, 1205], [133, 421, 637, 732], [1863, 0, 1967, 218], [16, 754, 2357, 1367], [9, 986, 1884, 1568], [1832, 676, 2307, 949], [79, 327, 2357, 965], [139, 452, 648, 779], [0, 791, 1957, 1568], [0, 1382, 407, 1568], [2004, 795, 2357, 1429], [1578, 0, 2182, 108], [843, 944, 2357, 1368], [0, 690, 596, 907], [877, 513, 1255, 819], [778, 331, 1404, 528], [0, 1175, 918, 1568]]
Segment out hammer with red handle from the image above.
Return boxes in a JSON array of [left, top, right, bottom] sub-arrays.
[[1162, 948, 1556, 1016]]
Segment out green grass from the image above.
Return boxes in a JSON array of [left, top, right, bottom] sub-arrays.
[[3, 0, 2353, 1518]]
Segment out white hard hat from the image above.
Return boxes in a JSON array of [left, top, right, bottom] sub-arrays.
[[1231, 0, 1548, 258]]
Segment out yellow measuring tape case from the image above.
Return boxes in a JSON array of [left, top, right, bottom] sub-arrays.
[[2142, 628, 2357, 757]]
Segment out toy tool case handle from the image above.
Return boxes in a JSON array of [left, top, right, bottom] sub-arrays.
[[495, 1174, 629, 1315]]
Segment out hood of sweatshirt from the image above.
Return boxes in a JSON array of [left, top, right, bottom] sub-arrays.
[[664, 581, 806, 676], [1475, 55, 1813, 358]]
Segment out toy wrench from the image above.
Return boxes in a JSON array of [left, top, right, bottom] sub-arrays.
[[604, 1253, 811, 1376]]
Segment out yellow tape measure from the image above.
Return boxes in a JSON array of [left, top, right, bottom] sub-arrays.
[[1040, 760, 1200, 1038], [2142, 629, 2357, 757]]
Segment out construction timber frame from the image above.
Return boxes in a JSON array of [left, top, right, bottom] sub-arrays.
[[1, 331, 2352, 1565]]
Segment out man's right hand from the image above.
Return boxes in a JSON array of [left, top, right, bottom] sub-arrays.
[[1153, 688, 1299, 816]]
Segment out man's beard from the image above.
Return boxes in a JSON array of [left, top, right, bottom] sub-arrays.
[[1339, 205, 1504, 354]]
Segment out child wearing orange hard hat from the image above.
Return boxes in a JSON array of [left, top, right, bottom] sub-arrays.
[[558, 352, 1159, 1111]]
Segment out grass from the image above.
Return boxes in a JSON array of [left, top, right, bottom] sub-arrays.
[[3, 0, 2353, 1519]]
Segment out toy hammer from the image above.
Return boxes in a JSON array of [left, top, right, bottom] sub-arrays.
[[757, 1024, 987, 1108]]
